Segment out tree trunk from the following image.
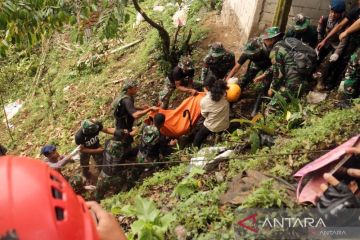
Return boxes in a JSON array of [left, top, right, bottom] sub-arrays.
[[272, 0, 293, 32], [132, 0, 173, 65]]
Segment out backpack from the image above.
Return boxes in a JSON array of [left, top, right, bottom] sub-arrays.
[[279, 37, 317, 75]]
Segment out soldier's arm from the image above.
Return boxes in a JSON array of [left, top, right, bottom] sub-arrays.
[[175, 80, 197, 95], [102, 128, 115, 135], [340, 18, 360, 41], [79, 145, 104, 154], [268, 50, 284, 91], [317, 18, 349, 49]]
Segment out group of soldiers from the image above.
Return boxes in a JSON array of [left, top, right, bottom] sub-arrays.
[[166, 0, 360, 105], [4, 0, 360, 201]]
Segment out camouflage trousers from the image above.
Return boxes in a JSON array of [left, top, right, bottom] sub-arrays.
[[159, 79, 176, 109], [94, 171, 125, 201], [339, 47, 360, 99]]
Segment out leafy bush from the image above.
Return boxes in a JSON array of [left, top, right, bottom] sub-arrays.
[[119, 196, 175, 240], [172, 167, 205, 199]]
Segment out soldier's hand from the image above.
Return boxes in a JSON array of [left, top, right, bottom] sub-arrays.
[[316, 40, 326, 50], [149, 106, 159, 112], [190, 89, 198, 96], [267, 88, 273, 97], [254, 74, 265, 83]]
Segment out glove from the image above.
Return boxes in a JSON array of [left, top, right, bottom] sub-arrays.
[[317, 181, 360, 226], [329, 53, 339, 62]]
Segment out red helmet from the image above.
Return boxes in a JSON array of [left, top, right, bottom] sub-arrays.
[[0, 156, 99, 240]]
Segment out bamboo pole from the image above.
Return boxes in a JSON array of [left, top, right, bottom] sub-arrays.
[[0, 95, 14, 142], [272, 0, 293, 31]]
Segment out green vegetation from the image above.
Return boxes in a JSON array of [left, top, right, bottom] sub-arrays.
[[2, 0, 360, 239], [119, 196, 175, 240]]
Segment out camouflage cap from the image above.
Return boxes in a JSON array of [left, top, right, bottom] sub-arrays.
[[122, 79, 138, 92], [242, 38, 263, 55], [107, 139, 124, 159], [81, 119, 100, 134], [209, 42, 225, 57], [262, 26, 283, 40], [142, 125, 160, 145], [178, 56, 194, 70], [293, 14, 310, 31]]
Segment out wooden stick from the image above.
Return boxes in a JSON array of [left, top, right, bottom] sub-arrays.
[[109, 39, 143, 54]]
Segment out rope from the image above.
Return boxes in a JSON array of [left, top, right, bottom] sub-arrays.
[[77, 149, 330, 168]]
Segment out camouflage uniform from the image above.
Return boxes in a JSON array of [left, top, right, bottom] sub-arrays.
[[201, 42, 235, 81], [95, 139, 126, 201], [285, 14, 318, 48], [339, 48, 360, 98], [266, 42, 307, 96], [137, 125, 161, 163], [238, 38, 272, 89]]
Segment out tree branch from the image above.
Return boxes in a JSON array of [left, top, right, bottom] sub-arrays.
[[132, 0, 171, 58]]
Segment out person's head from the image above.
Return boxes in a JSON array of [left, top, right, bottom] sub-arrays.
[[203, 74, 228, 102], [40, 144, 60, 162], [154, 113, 166, 129], [0, 156, 99, 239], [329, 0, 345, 20], [262, 26, 284, 47], [178, 56, 194, 74], [208, 42, 225, 58], [81, 119, 100, 135], [292, 14, 311, 33], [122, 79, 138, 96]]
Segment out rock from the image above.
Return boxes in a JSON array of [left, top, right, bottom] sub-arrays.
[[215, 171, 225, 183], [175, 225, 187, 240], [306, 91, 327, 104], [219, 170, 295, 205]]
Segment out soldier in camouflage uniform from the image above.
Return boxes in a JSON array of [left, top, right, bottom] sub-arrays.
[[159, 56, 198, 109], [201, 42, 235, 81], [255, 27, 308, 97], [226, 33, 275, 90], [95, 129, 137, 200], [138, 113, 174, 163], [338, 48, 360, 99], [285, 14, 318, 48]]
